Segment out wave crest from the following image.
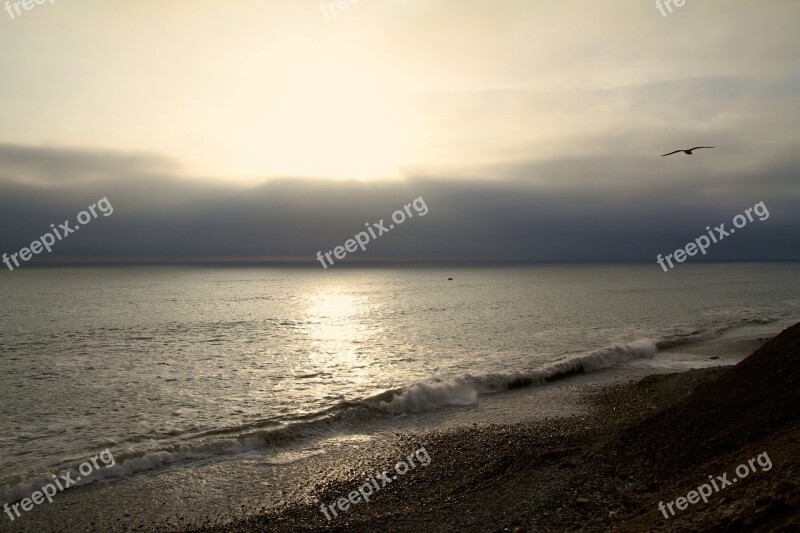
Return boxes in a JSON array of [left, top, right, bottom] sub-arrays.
[[370, 339, 656, 415]]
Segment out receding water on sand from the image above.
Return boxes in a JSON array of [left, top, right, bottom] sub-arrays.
[[3, 319, 790, 532]]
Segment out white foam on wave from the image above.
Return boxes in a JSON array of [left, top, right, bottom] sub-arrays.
[[0, 442, 250, 506], [0, 417, 350, 506], [372, 339, 657, 415], [373, 380, 480, 415]]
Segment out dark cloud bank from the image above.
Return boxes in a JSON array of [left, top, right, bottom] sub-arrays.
[[0, 143, 798, 266]]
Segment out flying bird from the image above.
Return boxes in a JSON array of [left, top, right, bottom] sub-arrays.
[[661, 146, 715, 156]]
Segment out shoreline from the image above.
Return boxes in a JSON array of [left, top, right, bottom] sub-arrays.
[[184, 324, 800, 532], [3, 325, 797, 532], [182, 367, 732, 532]]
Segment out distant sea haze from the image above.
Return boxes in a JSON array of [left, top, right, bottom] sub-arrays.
[[1, 264, 799, 505]]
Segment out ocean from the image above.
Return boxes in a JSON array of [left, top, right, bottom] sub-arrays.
[[1, 263, 799, 507]]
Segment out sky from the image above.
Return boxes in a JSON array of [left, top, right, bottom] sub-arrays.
[[1, 0, 799, 265]]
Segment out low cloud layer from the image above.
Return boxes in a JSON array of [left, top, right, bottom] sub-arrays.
[[1, 144, 798, 266]]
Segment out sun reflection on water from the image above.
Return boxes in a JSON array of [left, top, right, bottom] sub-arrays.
[[304, 291, 373, 365]]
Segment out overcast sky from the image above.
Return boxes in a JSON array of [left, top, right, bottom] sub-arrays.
[[1, 0, 798, 264]]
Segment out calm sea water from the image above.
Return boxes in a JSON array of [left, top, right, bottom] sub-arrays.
[[1, 264, 799, 503]]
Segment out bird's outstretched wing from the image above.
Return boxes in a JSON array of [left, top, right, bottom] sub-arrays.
[[688, 146, 715, 151], [661, 150, 683, 156]]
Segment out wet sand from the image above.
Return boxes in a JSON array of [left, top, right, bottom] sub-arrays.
[[183, 323, 800, 532], [5, 324, 799, 532]]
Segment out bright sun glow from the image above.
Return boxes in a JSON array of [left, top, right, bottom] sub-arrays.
[[225, 46, 417, 181]]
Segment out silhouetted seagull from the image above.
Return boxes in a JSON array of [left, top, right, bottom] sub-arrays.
[[661, 146, 715, 156]]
